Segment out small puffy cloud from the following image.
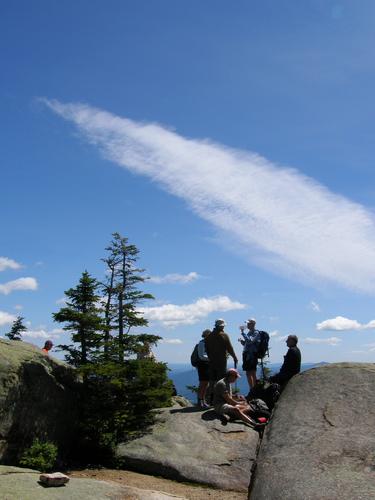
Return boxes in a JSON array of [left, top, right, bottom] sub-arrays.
[[0, 257, 22, 272], [159, 338, 183, 344], [14, 304, 23, 310], [149, 272, 201, 285], [316, 316, 375, 331], [141, 295, 246, 327], [0, 277, 38, 295], [269, 330, 279, 337], [0, 311, 17, 326], [309, 301, 321, 312], [304, 336, 342, 346]]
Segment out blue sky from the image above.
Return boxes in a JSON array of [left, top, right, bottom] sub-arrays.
[[2, 1, 375, 364]]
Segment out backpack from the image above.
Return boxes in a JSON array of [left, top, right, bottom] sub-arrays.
[[190, 344, 200, 367], [248, 398, 271, 420], [256, 330, 270, 359]]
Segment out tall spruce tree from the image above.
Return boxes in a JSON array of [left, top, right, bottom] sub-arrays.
[[102, 232, 157, 361], [53, 271, 103, 366], [5, 315, 27, 340]]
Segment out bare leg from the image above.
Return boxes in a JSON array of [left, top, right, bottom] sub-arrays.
[[232, 407, 257, 426], [198, 380, 209, 401], [246, 369, 257, 390]]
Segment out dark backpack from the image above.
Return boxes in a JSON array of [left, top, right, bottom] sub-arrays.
[[190, 344, 200, 367], [256, 330, 270, 359]]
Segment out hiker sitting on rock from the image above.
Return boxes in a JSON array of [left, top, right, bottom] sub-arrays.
[[213, 368, 262, 428], [270, 334, 301, 388]]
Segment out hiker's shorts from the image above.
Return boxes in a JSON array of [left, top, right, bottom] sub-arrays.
[[215, 403, 237, 416], [197, 362, 209, 381], [242, 352, 257, 371]]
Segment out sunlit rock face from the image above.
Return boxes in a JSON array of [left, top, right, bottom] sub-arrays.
[[0, 339, 80, 463], [249, 363, 375, 500]]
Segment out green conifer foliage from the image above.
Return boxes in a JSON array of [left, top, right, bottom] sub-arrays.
[[53, 271, 104, 366], [5, 315, 27, 340]]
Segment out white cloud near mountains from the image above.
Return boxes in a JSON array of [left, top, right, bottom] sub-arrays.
[[0, 257, 22, 272], [44, 99, 375, 293], [0, 311, 17, 326], [0, 277, 38, 295], [304, 337, 342, 346], [316, 316, 375, 331], [141, 295, 246, 327], [149, 272, 200, 285]]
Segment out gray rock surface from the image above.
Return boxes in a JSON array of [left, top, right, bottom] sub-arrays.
[[0, 339, 80, 463], [250, 363, 375, 500], [0, 466, 185, 499], [117, 405, 259, 492]]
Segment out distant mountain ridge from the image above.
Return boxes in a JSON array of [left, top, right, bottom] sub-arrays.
[[168, 362, 328, 401]]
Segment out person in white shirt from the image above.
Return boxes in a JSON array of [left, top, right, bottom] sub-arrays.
[[196, 329, 211, 409]]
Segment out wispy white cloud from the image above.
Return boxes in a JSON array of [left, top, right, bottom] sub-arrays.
[[316, 316, 375, 331], [44, 99, 375, 293], [0, 311, 17, 326], [159, 338, 183, 344], [141, 295, 246, 327], [0, 257, 22, 272], [149, 271, 201, 285], [0, 277, 38, 295], [14, 304, 23, 310], [269, 330, 279, 337], [22, 327, 63, 340], [304, 336, 342, 345], [56, 297, 67, 305], [309, 301, 321, 312]]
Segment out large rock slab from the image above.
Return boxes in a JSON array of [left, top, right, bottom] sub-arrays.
[[250, 363, 375, 500], [117, 404, 259, 491], [0, 339, 80, 463], [0, 466, 185, 499]]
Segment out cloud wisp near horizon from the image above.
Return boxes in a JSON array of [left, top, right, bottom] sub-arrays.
[[43, 99, 375, 293]]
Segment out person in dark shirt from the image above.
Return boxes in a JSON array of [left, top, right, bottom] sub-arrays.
[[205, 319, 238, 382], [270, 334, 301, 387]]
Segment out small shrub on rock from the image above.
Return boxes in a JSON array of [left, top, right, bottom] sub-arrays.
[[19, 439, 58, 472]]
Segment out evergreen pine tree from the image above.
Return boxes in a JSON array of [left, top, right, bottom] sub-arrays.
[[5, 315, 27, 340], [53, 271, 104, 366], [102, 232, 157, 361]]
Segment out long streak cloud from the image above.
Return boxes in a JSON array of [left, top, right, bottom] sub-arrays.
[[44, 99, 375, 293]]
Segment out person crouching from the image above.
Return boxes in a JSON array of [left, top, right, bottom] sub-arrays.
[[213, 368, 261, 428]]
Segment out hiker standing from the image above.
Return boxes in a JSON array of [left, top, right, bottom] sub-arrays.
[[196, 329, 211, 409], [239, 318, 261, 393], [205, 319, 238, 401], [270, 334, 301, 388]]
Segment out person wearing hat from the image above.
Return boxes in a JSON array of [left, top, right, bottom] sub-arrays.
[[239, 318, 261, 392], [270, 334, 301, 387], [205, 319, 238, 401], [213, 369, 260, 428]]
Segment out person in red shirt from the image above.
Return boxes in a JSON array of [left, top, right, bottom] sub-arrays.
[[42, 340, 53, 354]]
